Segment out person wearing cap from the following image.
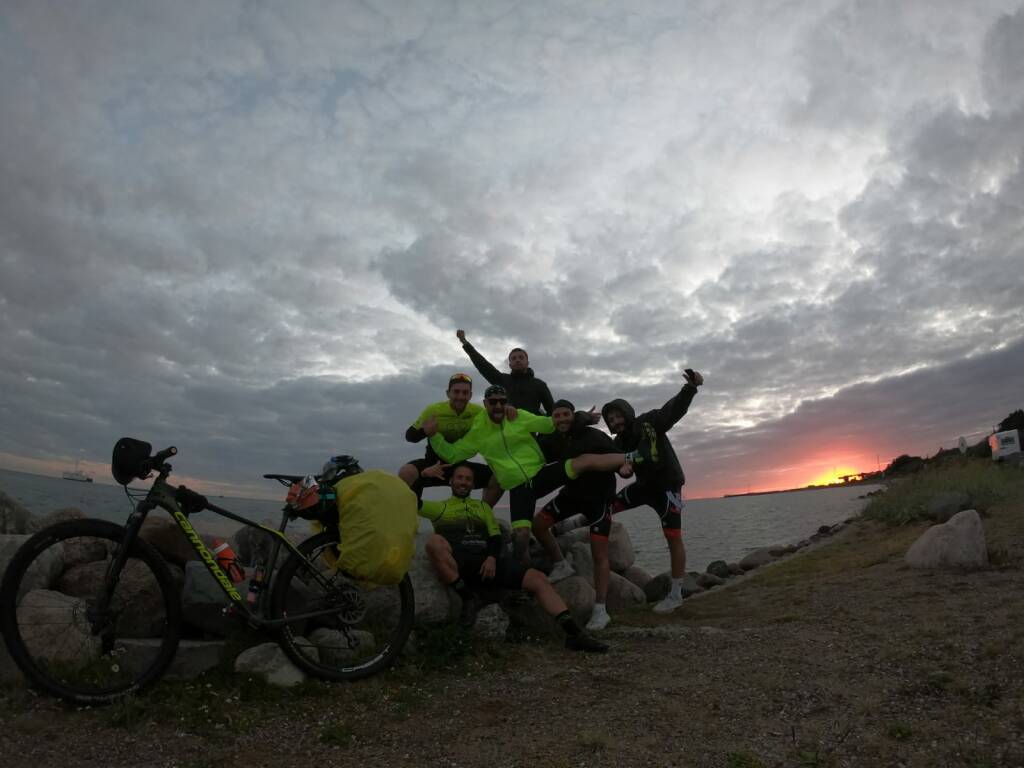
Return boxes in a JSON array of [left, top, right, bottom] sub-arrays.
[[602, 368, 705, 615], [531, 398, 620, 630], [398, 372, 498, 504], [422, 384, 631, 566], [456, 329, 554, 415], [418, 463, 608, 652]]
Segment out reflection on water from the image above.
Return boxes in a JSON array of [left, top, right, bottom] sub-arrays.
[[1, 468, 880, 576]]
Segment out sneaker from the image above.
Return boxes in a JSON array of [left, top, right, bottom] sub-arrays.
[[586, 608, 611, 631], [565, 632, 609, 653], [653, 593, 684, 614], [548, 559, 576, 583], [458, 593, 484, 627]]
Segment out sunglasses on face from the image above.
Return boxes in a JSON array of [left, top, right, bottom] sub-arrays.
[[486, 398, 508, 405], [449, 373, 473, 384]]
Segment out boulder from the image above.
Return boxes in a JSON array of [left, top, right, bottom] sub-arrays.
[[181, 561, 250, 638], [565, 541, 595, 584], [1, 534, 64, 601], [739, 548, 776, 570], [234, 642, 306, 687], [27, 507, 86, 533], [621, 564, 652, 590], [62, 535, 110, 570], [552, 514, 589, 536], [58, 558, 180, 637], [768, 544, 789, 557], [120, 638, 226, 681], [696, 572, 725, 589], [308, 628, 375, 667], [0, 492, 32, 534], [16, 590, 101, 663], [472, 604, 509, 641], [605, 571, 646, 611], [706, 560, 731, 580], [643, 572, 702, 603], [607, 522, 635, 572], [727, 562, 744, 575], [905, 509, 988, 570], [231, 523, 278, 567], [926, 491, 972, 523], [406, 532, 453, 625], [817, 525, 832, 535], [139, 516, 199, 566]]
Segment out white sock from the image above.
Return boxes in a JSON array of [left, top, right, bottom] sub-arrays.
[[670, 578, 684, 599], [592, 602, 608, 615]]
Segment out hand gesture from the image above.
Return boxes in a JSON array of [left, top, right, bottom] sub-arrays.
[[422, 416, 439, 437], [504, 404, 519, 421], [683, 368, 704, 387], [456, 329, 467, 343], [479, 556, 496, 580], [421, 462, 450, 480], [618, 460, 635, 478], [583, 406, 600, 425]]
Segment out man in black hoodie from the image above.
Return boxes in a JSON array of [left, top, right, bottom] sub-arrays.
[[456, 329, 554, 415], [602, 368, 704, 615], [532, 399, 623, 631]]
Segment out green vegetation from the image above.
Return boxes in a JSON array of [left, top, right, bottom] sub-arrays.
[[726, 750, 767, 768], [864, 457, 1024, 525]]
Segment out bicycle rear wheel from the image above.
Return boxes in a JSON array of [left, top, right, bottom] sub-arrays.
[[0, 519, 182, 703], [270, 530, 414, 681]]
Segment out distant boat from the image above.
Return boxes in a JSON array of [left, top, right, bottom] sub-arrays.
[[62, 459, 93, 483]]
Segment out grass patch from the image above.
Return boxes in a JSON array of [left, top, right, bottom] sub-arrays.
[[887, 722, 913, 741], [864, 458, 1024, 525]]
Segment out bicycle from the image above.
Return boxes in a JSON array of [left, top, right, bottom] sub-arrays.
[[0, 438, 415, 704]]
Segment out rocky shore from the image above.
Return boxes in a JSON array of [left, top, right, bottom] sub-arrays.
[[2, 465, 1022, 767]]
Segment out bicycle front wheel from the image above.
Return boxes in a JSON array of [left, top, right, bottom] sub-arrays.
[[0, 519, 182, 703], [270, 530, 414, 681]]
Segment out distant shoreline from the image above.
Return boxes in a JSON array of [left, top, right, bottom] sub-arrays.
[[723, 480, 883, 498]]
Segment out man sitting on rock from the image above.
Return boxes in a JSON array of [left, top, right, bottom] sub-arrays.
[[602, 367, 704, 615], [418, 463, 608, 652], [531, 398, 622, 631]]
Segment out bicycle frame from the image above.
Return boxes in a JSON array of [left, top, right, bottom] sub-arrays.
[[116, 463, 341, 630]]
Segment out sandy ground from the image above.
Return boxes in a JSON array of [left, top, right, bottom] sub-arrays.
[[2, 501, 1023, 768]]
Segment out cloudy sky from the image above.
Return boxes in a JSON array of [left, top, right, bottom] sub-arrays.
[[2, 0, 1022, 499]]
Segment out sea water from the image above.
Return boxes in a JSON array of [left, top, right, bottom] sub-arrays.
[[0, 468, 880, 574]]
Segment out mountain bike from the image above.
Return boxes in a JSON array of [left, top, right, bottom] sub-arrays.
[[0, 438, 415, 704]]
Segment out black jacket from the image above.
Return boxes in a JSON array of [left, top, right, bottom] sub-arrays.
[[601, 382, 698, 490], [461, 342, 554, 415], [537, 415, 617, 503]]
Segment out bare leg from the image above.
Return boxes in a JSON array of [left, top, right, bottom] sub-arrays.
[[521, 569, 569, 616], [482, 475, 503, 508], [532, 512, 565, 563], [591, 536, 610, 604], [513, 528, 531, 566], [569, 453, 626, 475], [667, 536, 686, 579], [425, 534, 459, 583]]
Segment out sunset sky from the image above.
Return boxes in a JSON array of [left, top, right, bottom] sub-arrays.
[[2, 1, 1022, 500]]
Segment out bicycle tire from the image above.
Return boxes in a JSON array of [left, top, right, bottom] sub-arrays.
[[270, 530, 414, 681], [0, 519, 183, 703]]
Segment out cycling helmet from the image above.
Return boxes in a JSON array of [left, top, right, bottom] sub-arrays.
[[321, 455, 362, 484]]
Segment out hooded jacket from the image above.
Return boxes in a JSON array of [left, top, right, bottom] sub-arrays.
[[461, 341, 555, 415], [537, 416, 617, 503], [428, 408, 555, 490], [602, 382, 698, 490]]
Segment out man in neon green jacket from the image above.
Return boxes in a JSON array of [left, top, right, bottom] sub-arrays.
[[418, 463, 607, 652], [423, 384, 630, 566]]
